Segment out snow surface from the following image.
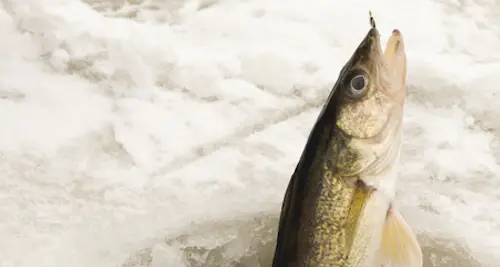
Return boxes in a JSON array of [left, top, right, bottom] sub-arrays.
[[0, 0, 499, 266]]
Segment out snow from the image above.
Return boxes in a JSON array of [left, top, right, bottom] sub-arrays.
[[0, 0, 499, 266]]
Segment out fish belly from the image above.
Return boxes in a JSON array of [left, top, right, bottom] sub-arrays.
[[348, 190, 391, 267]]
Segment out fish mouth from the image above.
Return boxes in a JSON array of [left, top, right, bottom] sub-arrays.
[[354, 27, 406, 95], [383, 29, 407, 100]]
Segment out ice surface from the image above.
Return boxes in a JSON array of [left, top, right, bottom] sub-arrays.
[[0, 0, 499, 266]]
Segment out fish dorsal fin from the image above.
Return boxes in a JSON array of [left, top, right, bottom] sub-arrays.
[[380, 206, 423, 267]]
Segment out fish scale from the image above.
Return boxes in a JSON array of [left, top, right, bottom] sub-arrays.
[[297, 132, 365, 266]]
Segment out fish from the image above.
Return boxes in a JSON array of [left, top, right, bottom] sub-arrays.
[[271, 12, 422, 267]]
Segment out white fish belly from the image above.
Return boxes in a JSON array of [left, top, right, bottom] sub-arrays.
[[348, 190, 391, 267]]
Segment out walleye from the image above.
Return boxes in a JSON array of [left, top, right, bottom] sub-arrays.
[[271, 13, 422, 267]]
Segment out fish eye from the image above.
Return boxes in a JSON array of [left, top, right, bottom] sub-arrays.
[[351, 75, 366, 91], [345, 71, 369, 99]]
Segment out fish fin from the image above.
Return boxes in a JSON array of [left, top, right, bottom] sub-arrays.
[[380, 206, 423, 267]]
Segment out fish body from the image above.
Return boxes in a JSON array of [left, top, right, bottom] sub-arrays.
[[272, 14, 422, 267]]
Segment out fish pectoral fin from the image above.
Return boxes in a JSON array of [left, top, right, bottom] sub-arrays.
[[380, 206, 423, 267]]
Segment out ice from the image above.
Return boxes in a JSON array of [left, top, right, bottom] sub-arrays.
[[0, 0, 499, 266]]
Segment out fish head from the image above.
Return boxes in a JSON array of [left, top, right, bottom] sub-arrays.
[[333, 26, 407, 142]]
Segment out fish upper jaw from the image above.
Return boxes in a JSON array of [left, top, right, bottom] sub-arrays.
[[357, 26, 383, 61]]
